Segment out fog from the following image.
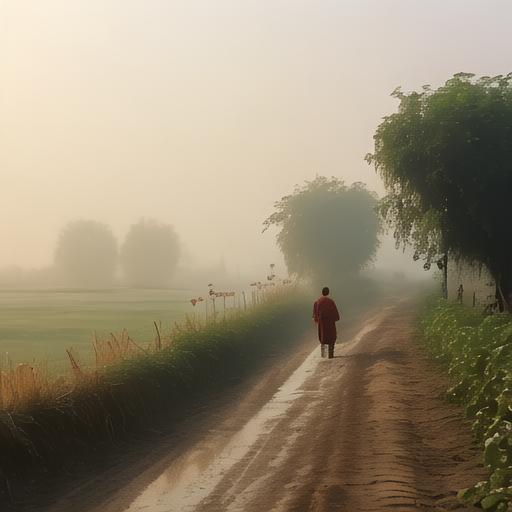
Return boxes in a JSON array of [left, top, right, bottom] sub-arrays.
[[2, 0, 511, 283]]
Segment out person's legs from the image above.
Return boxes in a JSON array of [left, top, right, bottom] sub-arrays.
[[328, 342, 335, 359]]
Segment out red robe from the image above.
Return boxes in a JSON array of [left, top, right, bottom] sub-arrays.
[[313, 296, 340, 344]]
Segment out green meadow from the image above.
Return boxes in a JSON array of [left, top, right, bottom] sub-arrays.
[[0, 288, 199, 369]]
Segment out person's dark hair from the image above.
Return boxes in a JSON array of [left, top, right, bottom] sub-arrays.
[[322, 287, 329, 296]]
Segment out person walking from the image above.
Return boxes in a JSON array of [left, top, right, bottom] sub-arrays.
[[313, 287, 341, 359]]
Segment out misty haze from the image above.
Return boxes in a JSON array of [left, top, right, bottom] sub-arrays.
[[1, 1, 511, 511]]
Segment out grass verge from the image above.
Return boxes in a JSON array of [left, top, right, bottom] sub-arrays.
[[0, 293, 310, 506], [421, 298, 512, 511]]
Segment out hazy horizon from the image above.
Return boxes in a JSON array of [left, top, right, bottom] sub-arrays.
[[2, 0, 511, 279]]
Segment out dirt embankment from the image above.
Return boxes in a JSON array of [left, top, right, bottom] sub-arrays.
[[42, 301, 486, 512]]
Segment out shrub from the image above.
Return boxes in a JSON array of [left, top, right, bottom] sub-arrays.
[[0, 294, 310, 504], [421, 299, 512, 511]]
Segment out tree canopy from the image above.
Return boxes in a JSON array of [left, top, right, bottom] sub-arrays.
[[367, 73, 512, 309], [263, 176, 381, 287], [121, 219, 180, 288], [54, 220, 118, 287]]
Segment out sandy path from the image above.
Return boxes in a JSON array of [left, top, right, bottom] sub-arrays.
[[45, 301, 486, 512]]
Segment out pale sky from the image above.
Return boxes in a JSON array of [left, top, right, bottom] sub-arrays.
[[1, 0, 511, 276]]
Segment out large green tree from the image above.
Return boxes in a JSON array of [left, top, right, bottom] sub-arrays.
[[263, 176, 381, 286], [121, 219, 180, 288], [367, 73, 512, 310], [55, 220, 118, 287]]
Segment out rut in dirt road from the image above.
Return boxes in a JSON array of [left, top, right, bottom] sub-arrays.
[[125, 303, 486, 512]]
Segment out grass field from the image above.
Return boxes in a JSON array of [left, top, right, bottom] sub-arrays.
[[0, 288, 200, 368], [0, 292, 309, 504]]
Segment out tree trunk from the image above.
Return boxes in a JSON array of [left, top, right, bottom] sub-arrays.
[[500, 273, 512, 313], [496, 283, 505, 313], [494, 264, 512, 313], [443, 253, 448, 300]]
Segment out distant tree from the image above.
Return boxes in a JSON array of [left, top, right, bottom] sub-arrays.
[[55, 220, 118, 287], [366, 73, 512, 310], [263, 176, 381, 286], [121, 219, 180, 288]]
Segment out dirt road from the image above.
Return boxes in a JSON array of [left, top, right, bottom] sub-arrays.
[[47, 300, 486, 512]]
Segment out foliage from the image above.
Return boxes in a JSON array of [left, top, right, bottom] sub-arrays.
[[421, 299, 512, 510], [121, 219, 181, 288], [54, 220, 118, 287], [367, 73, 512, 308], [0, 294, 310, 504], [263, 176, 381, 286]]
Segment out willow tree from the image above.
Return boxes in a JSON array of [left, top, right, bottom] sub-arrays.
[[263, 176, 381, 286], [367, 73, 512, 310]]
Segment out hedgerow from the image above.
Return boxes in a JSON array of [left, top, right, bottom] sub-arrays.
[[0, 294, 310, 506], [421, 299, 512, 511]]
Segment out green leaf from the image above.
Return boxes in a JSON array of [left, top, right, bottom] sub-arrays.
[[481, 493, 506, 510], [485, 437, 508, 468], [490, 468, 512, 489], [458, 486, 476, 503]]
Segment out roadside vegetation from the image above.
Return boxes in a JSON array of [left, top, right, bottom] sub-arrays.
[[421, 300, 512, 511], [0, 289, 310, 505], [369, 72, 512, 509]]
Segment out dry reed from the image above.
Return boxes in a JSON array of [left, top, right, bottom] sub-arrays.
[[0, 285, 296, 413]]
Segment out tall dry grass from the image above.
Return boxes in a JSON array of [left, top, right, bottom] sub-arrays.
[[0, 287, 309, 507], [0, 355, 74, 412], [0, 285, 296, 413]]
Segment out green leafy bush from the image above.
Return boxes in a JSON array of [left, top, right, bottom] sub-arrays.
[[421, 299, 512, 511]]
